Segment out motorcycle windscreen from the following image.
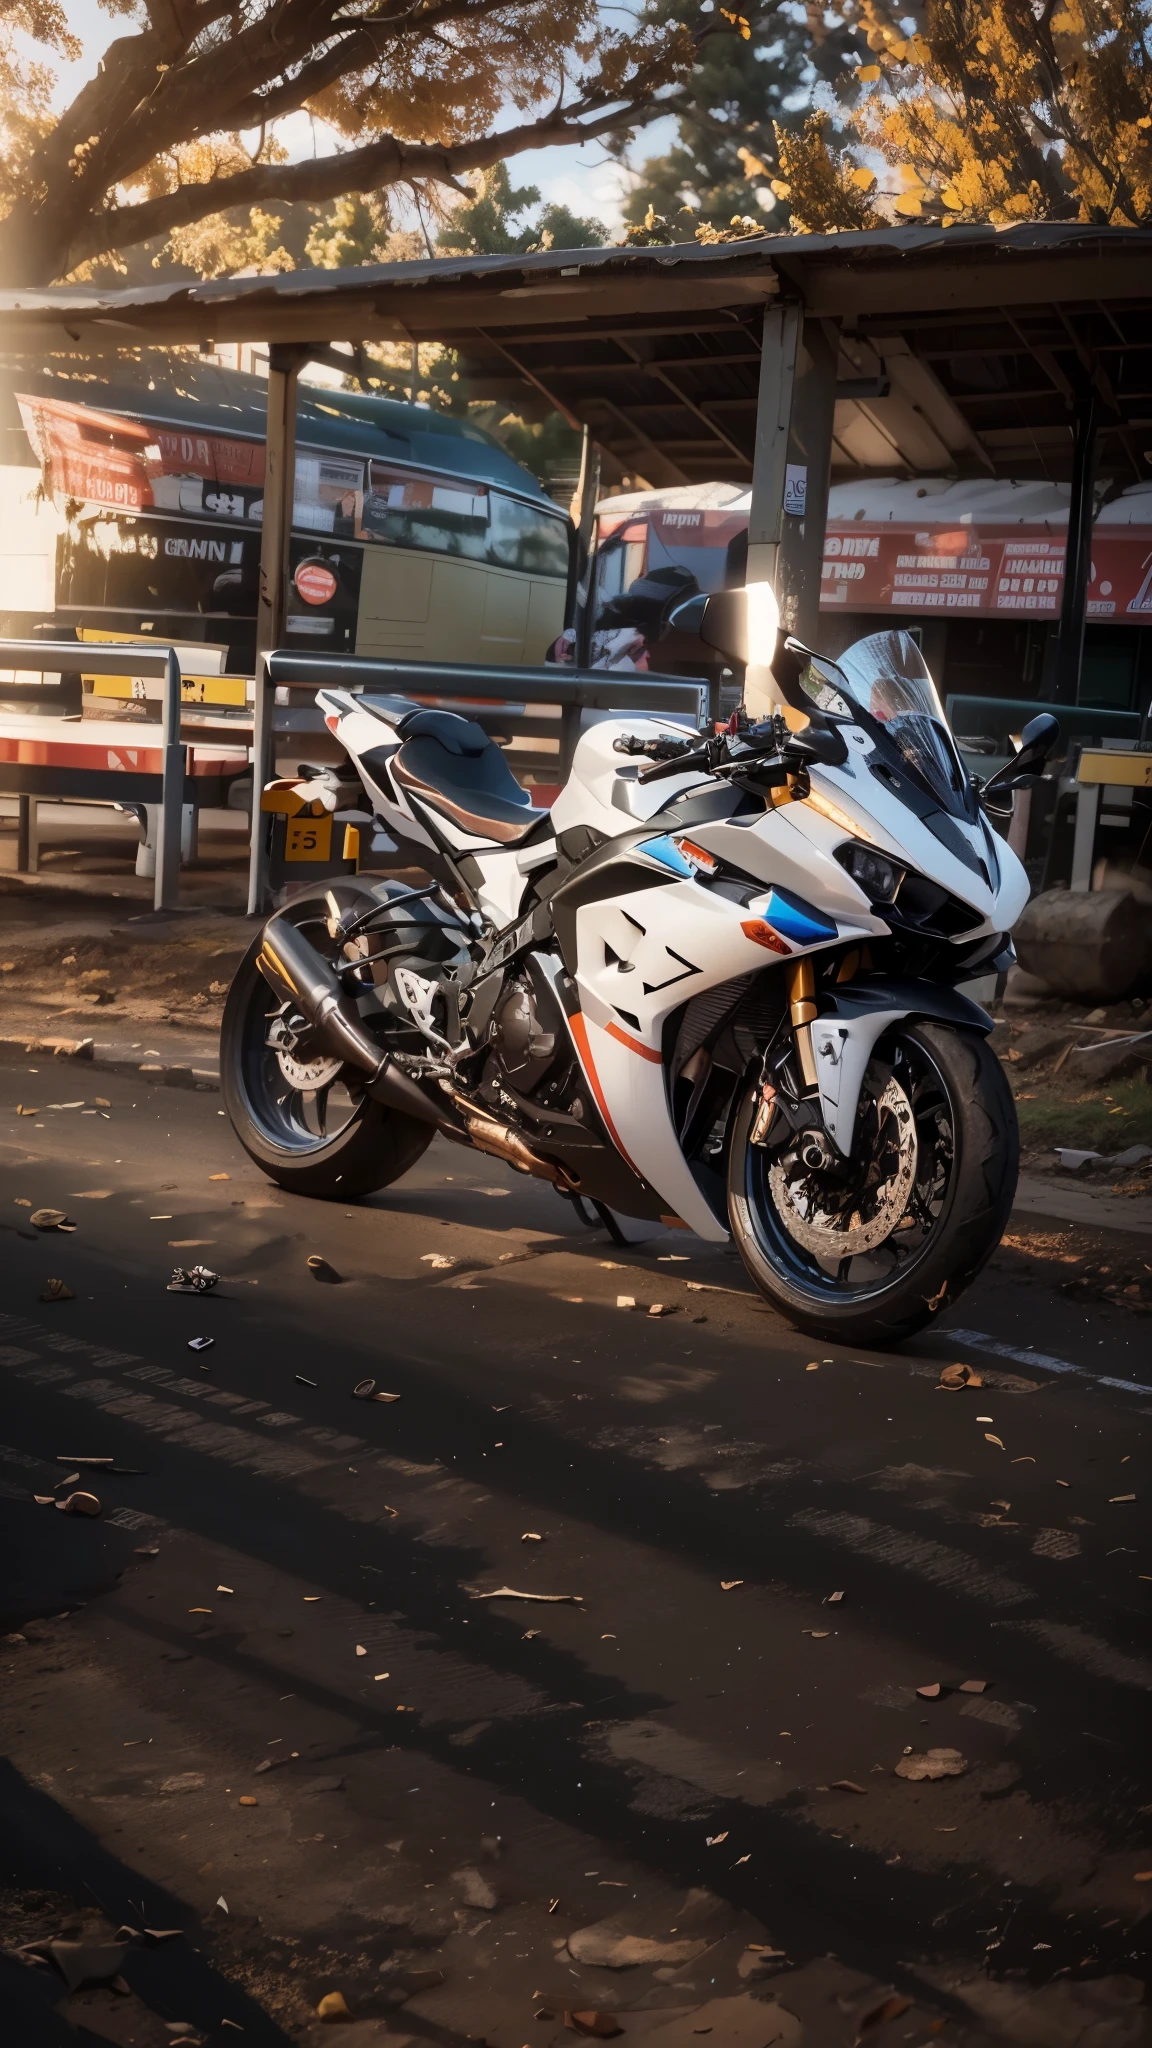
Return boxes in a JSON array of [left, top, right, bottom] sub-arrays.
[[827, 630, 971, 819]]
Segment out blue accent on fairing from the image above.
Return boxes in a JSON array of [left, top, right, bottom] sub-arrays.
[[762, 886, 838, 946], [638, 835, 694, 878]]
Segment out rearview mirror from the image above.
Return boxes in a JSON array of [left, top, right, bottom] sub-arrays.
[[668, 583, 780, 669], [981, 712, 1060, 806]]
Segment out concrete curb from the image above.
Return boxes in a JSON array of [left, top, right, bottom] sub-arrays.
[[0, 1031, 220, 1090]]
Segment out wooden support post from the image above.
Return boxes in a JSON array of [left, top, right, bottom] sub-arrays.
[[572, 425, 602, 665], [155, 644, 184, 913], [249, 343, 309, 917], [774, 319, 839, 647], [746, 301, 801, 590], [1053, 386, 1098, 705]]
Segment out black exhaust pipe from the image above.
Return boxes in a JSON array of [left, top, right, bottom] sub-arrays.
[[256, 917, 455, 1131]]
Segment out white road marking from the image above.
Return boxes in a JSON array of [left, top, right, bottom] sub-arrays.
[[943, 1327, 1151, 1397], [790, 1509, 1033, 1608]]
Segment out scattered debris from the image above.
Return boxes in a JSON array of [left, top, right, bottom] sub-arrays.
[[355, 1645, 366, 1656], [295, 1374, 317, 1388], [307, 1255, 342, 1283], [45, 1940, 129, 1991], [916, 1683, 942, 1699], [720, 1580, 743, 1591], [938, 1362, 982, 1390], [802, 1629, 831, 1639], [420, 1252, 457, 1269], [895, 1748, 968, 1781], [1055, 1148, 1103, 1173], [705, 1832, 728, 1846], [58, 1456, 112, 1467], [825, 1590, 844, 1604], [522, 1531, 545, 1543], [959, 1679, 989, 1693], [565, 2015, 622, 2039], [208, 1173, 230, 1182], [566, 1921, 708, 1969], [168, 1264, 218, 1294], [55, 1491, 101, 1516], [471, 1585, 583, 1604], [1110, 1493, 1137, 1503], [31, 1208, 74, 1232], [316, 1990, 352, 2021], [452, 1866, 499, 1911], [830, 1780, 866, 1794], [238, 1795, 258, 1807], [616, 1295, 636, 1310], [984, 1433, 1006, 1450], [648, 1303, 675, 1318], [188, 1336, 214, 1353], [40, 1277, 74, 1302], [352, 1379, 401, 1402]]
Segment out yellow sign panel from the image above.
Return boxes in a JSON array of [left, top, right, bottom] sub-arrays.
[[284, 815, 333, 863], [1077, 749, 1152, 789]]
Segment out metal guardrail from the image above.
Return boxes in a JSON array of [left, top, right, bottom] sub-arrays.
[[0, 639, 184, 911], [249, 651, 715, 914]]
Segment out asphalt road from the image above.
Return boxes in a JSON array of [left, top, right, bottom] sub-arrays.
[[1, 1062, 1150, 2048]]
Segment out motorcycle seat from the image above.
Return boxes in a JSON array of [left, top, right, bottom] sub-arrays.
[[391, 708, 548, 844]]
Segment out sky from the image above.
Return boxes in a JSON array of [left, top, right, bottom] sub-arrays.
[[40, 0, 671, 242]]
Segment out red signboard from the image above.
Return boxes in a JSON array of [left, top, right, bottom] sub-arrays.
[[597, 502, 1152, 622], [821, 523, 1152, 620]]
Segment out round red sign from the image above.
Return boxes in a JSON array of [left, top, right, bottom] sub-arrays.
[[294, 560, 338, 606]]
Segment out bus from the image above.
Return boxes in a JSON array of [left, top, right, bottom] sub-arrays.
[[0, 357, 574, 692]]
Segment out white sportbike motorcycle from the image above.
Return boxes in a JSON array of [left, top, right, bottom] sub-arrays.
[[223, 587, 1055, 1345]]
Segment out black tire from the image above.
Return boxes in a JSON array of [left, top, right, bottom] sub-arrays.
[[220, 894, 433, 1199], [727, 1021, 1018, 1347]]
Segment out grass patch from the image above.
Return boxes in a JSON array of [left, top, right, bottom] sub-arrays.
[[1014, 1076, 1152, 1152]]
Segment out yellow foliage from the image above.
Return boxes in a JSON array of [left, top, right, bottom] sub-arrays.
[[718, 7, 753, 35], [783, 0, 1152, 231], [737, 146, 771, 180], [773, 112, 885, 232]]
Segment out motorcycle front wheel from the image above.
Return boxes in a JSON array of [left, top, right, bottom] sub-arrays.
[[220, 893, 434, 1199], [727, 1022, 1017, 1347]]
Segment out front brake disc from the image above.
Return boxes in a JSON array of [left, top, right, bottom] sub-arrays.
[[767, 1076, 918, 1257]]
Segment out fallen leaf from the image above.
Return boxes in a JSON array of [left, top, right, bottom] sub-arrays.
[[471, 1586, 582, 1603], [859, 1993, 913, 2032], [216, 1585, 233, 1595], [1134, 1871, 1152, 1883], [238, 1795, 257, 1807], [208, 1173, 230, 1182], [316, 1990, 352, 2020], [565, 2014, 622, 2039], [55, 1491, 100, 1516], [1110, 1493, 1136, 1503], [705, 1831, 728, 1845], [938, 1362, 981, 1390], [307, 1255, 342, 1283], [355, 1644, 366, 1656], [1056, 1479, 1071, 1488], [984, 1433, 1006, 1450], [215, 1897, 228, 1913], [188, 1607, 212, 1614], [33, 1494, 55, 1505], [825, 1590, 844, 1604], [720, 1580, 743, 1590], [829, 1780, 866, 1794], [648, 1303, 675, 1318], [303, 1595, 321, 1602], [134, 1545, 159, 1557], [522, 1532, 545, 1543], [806, 1362, 819, 1371], [1010, 1456, 1036, 1464], [420, 1252, 456, 1269], [40, 1278, 75, 1301], [958, 1679, 988, 1693], [803, 1629, 831, 1638], [916, 1682, 942, 1699], [895, 1748, 968, 1781]]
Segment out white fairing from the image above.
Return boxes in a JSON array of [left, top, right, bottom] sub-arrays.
[[321, 663, 1027, 1237]]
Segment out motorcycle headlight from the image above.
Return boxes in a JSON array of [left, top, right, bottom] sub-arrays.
[[835, 840, 904, 905]]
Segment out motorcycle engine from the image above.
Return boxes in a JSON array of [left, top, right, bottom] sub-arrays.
[[488, 971, 564, 1099]]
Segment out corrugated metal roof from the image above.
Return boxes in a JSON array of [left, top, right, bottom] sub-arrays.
[[2, 223, 1146, 491]]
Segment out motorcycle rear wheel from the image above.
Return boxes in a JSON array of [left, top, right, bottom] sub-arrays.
[[727, 1021, 1017, 1347], [220, 892, 433, 1199]]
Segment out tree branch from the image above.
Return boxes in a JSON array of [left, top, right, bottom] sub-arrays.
[[68, 95, 661, 266]]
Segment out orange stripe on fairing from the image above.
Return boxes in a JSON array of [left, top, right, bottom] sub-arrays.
[[605, 1020, 663, 1063], [569, 1011, 640, 1173]]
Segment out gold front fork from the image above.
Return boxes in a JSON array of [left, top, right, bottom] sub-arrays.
[[785, 957, 818, 1089]]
